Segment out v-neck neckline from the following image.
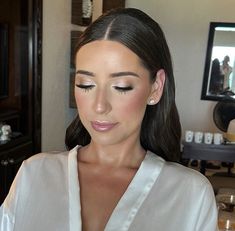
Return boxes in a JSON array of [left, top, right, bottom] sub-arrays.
[[68, 145, 165, 231]]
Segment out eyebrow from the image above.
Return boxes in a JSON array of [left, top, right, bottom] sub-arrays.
[[76, 70, 140, 78], [76, 70, 95, 77], [110, 71, 140, 78]]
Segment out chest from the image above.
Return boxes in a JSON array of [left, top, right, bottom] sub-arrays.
[[78, 163, 137, 231]]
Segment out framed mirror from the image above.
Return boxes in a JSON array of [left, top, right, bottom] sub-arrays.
[[201, 22, 235, 101]]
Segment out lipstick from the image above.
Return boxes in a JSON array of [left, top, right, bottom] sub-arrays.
[[91, 121, 118, 132]]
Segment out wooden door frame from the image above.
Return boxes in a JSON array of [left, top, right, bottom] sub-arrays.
[[30, 0, 42, 153]]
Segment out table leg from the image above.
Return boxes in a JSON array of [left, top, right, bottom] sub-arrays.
[[200, 160, 206, 175]]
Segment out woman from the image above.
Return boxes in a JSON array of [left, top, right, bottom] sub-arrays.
[[221, 55, 232, 91], [209, 58, 223, 94], [0, 8, 218, 231]]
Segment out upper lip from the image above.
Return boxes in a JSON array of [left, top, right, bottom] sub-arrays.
[[91, 120, 118, 132], [92, 120, 117, 125]]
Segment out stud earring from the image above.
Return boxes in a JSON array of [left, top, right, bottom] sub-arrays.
[[148, 99, 155, 105]]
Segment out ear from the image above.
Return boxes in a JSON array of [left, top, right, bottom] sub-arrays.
[[147, 69, 165, 105]]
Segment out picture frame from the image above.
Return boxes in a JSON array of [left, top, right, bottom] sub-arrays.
[[69, 30, 83, 108]]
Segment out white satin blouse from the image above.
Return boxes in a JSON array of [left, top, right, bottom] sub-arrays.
[[0, 146, 218, 231]]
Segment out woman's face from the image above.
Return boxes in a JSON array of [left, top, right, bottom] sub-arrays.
[[75, 40, 164, 147]]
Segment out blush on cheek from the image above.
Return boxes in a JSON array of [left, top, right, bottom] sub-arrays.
[[120, 94, 147, 115], [75, 95, 87, 109]]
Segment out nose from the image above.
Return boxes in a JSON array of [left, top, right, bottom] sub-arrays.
[[93, 88, 112, 114]]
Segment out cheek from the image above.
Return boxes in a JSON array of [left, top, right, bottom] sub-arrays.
[[117, 91, 148, 116], [74, 91, 88, 112]]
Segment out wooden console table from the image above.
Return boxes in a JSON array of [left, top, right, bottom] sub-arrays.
[[182, 141, 235, 175]]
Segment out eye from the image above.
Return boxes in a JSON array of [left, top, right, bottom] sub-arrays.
[[114, 86, 133, 93], [75, 84, 95, 92]]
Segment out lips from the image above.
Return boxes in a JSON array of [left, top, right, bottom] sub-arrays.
[[91, 121, 118, 132]]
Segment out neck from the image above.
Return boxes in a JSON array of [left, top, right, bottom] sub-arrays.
[[78, 140, 146, 169]]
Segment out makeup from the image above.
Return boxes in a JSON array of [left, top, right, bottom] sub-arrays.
[[91, 121, 118, 132]]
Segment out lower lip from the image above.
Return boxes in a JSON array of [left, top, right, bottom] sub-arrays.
[[91, 122, 118, 132]]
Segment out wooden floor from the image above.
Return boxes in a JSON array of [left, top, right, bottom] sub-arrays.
[[207, 175, 235, 194]]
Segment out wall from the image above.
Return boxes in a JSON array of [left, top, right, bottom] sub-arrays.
[[126, 0, 235, 135], [42, 0, 77, 151], [215, 31, 235, 47]]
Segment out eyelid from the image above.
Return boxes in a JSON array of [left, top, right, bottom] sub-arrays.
[[75, 76, 95, 86], [75, 75, 93, 82]]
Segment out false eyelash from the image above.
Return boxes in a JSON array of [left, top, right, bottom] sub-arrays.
[[75, 84, 95, 92], [114, 86, 133, 92]]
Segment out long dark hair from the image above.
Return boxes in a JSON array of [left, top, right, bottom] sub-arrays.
[[65, 8, 181, 161]]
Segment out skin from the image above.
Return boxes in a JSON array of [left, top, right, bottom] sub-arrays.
[[74, 40, 165, 231]]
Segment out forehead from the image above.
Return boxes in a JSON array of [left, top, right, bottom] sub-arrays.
[[76, 40, 141, 65], [75, 40, 152, 82]]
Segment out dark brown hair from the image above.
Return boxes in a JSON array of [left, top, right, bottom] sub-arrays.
[[65, 8, 181, 161]]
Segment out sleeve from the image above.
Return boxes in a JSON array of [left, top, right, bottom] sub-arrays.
[[195, 182, 219, 231], [0, 161, 27, 231]]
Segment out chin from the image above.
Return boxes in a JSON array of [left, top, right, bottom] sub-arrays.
[[89, 133, 125, 147]]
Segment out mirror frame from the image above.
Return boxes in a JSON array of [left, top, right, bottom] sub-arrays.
[[201, 22, 235, 101]]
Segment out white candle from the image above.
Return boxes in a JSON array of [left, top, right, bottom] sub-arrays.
[[230, 195, 234, 204], [225, 219, 230, 229]]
